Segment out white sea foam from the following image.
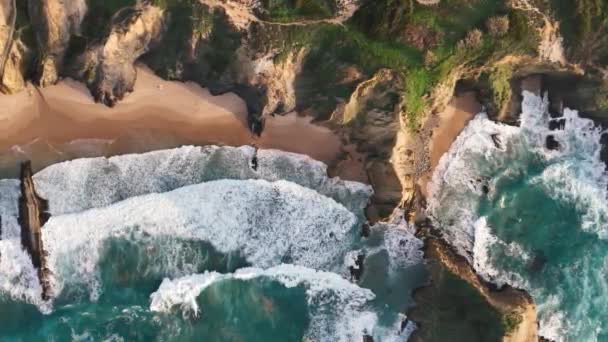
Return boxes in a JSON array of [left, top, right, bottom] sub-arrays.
[[32, 145, 372, 216], [41, 179, 358, 299], [0, 239, 49, 312], [376, 221, 424, 272], [427, 90, 608, 340], [0, 179, 20, 240], [150, 264, 384, 342]]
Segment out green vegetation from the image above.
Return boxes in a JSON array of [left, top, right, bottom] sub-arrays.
[[338, 0, 540, 128], [548, 0, 607, 64], [502, 311, 523, 334], [145, 0, 241, 83], [489, 64, 513, 111], [412, 265, 506, 342], [259, 0, 335, 22]]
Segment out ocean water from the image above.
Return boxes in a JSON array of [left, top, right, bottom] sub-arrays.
[[0, 146, 427, 341], [428, 91, 608, 341]]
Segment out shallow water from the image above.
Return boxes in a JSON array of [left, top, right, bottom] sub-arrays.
[[0, 146, 426, 341], [429, 91, 608, 341]]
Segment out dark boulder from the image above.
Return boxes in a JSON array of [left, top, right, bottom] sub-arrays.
[[545, 135, 560, 150]]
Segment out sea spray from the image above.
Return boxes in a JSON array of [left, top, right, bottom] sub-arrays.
[[0, 146, 425, 341], [149, 264, 415, 342], [32, 145, 372, 217], [428, 90, 608, 341], [41, 179, 359, 300]]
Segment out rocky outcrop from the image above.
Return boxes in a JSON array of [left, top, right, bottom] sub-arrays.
[[28, 0, 87, 87], [0, 0, 16, 81], [0, 36, 33, 94], [332, 69, 405, 217], [0, 0, 32, 94], [18, 161, 52, 301], [74, 4, 166, 106], [410, 237, 538, 342]]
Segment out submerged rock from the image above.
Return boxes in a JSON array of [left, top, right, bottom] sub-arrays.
[[545, 135, 560, 150]]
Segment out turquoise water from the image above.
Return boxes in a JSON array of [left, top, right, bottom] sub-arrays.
[[0, 147, 427, 341], [429, 91, 608, 341]]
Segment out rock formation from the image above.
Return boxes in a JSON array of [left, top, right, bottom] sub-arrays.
[[74, 3, 166, 106], [0, 0, 16, 81], [28, 0, 87, 87], [409, 237, 538, 342], [0, 0, 31, 94], [18, 161, 52, 301]]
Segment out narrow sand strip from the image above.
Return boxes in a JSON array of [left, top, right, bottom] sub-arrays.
[[418, 91, 481, 198], [0, 65, 341, 175]]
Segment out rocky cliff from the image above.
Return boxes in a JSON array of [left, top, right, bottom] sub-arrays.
[[2, 1, 608, 340], [74, 3, 165, 106]]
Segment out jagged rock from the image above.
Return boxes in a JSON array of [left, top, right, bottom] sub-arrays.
[[360, 223, 371, 237], [348, 253, 365, 282], [74, 4, 165, 106], [0, 0, 16, 86], [334, 69, 404, 215], [18, 161, 52, 301], [0, 0, 32, 94], [600, 133, 608, 168], [491, 133, 502, 149], [1, 37, 33, 94], [28, 0, 87, 87], [545, 135, 559, 150], [548, 118, 565, 130]]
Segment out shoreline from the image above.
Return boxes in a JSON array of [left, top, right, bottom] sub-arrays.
[[410, 88, 538, 341], [0, 65, 347, 177], [1, 62, 539, 341]]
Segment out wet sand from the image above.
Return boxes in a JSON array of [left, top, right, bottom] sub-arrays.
[[418, 92, 481, 198], [0, 65, 342, 176]]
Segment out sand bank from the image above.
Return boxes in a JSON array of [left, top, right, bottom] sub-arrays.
[[0, 65, 342, 176]]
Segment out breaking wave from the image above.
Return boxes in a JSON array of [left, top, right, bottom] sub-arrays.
[[0, 146, 424, 341], [428, 91, 608, 341], [41, 179, 359, 300], [32, 145, 372, 217]]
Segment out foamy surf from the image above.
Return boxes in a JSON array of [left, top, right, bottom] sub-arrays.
[[428, 90, 608, 341], [41, 179, 359, 299], [32, 145, 372, 217], [0, 145, 425, 340], [150, 264, 414, 342]]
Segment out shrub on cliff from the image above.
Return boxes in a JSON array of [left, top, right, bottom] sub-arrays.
[[487, 15, 510, 37]]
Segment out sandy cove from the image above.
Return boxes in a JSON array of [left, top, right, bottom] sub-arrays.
[[0, 65, 342, 175], [412, 88, 539, 342]]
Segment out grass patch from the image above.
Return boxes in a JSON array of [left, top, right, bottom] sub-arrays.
[[502, 311, 523, 334], [260, 0, 335, 22], [489, 64, 513, 110]]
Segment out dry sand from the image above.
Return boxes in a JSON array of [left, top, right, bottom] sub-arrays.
[[418, 91, 481, 198], [0, 65, 342, 175]]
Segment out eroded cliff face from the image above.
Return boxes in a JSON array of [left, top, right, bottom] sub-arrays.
[[28, 0, 87, 87], [332, 69, 405, 217], [75, 4, 166, 106], [0, 0, 32, 94]]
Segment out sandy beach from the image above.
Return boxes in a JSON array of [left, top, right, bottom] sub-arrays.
[[0, 65, 342, 176], [418, 91, 481, 198]]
